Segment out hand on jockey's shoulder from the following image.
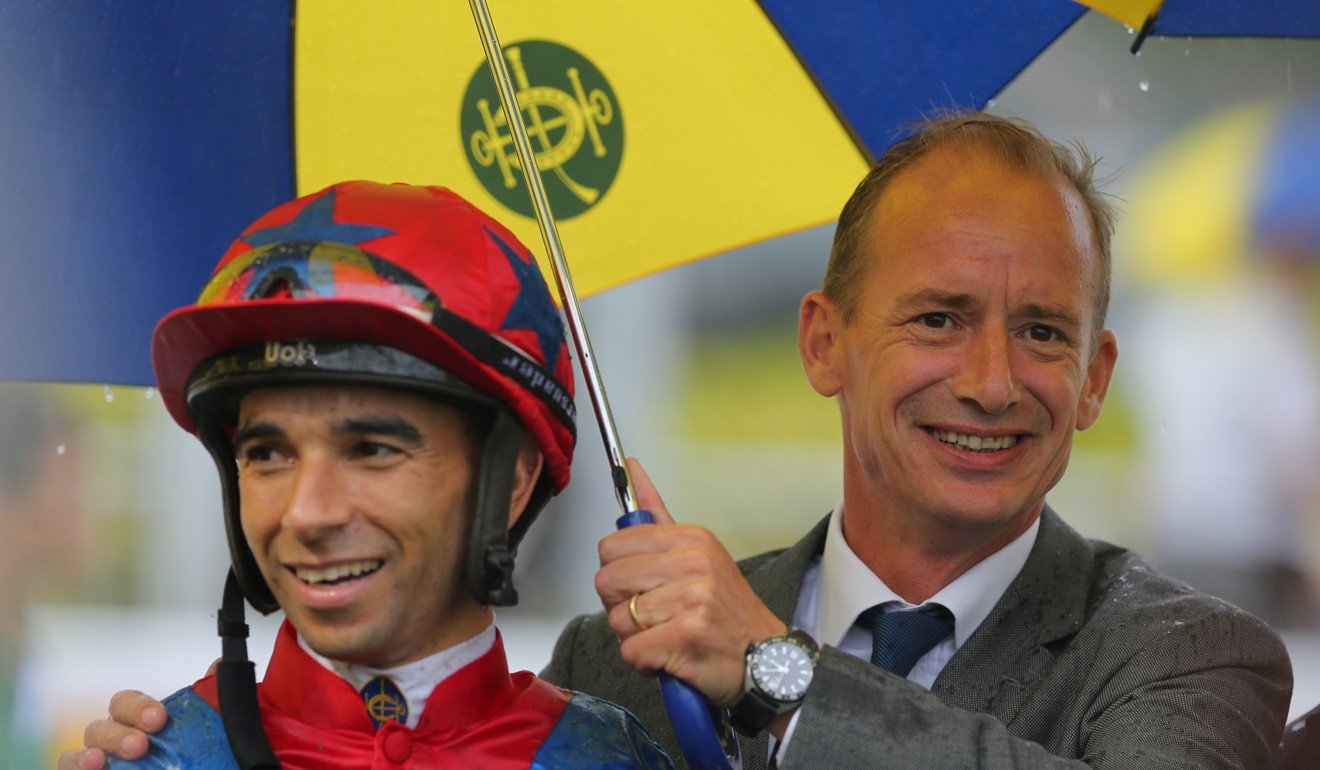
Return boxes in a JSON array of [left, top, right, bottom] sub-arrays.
[[58, 689, 164, 768], [58, 657, 218, 769]]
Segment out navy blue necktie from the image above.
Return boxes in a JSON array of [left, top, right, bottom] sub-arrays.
[[867, 604, 955, 677]]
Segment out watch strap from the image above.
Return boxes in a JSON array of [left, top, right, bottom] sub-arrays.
[[728, 685, 780, 736]]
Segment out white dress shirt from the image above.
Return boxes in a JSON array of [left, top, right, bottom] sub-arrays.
[[299, 619, 497, 729], [775, 506, 1040, 757]]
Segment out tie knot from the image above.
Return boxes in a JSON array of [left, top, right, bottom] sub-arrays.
[[867, 604, 954, 678], [361, 676, 409, 730]]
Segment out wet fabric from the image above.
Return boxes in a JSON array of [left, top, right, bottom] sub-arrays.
[[108, 622, 672, 769], [545, 508, 1291, 769]]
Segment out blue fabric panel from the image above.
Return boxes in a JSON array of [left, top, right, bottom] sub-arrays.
[[757, 0, 1320, 162], [1154, 0, 1320, 38], [106, 687, 239, 769], [756, 0, 1086, 160], [531, 692, 675, 769], [0, 1, 293, 386], [1253, 98, 1320, 252]]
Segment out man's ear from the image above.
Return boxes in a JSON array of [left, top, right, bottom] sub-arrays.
[[1076, 329, 1118, 431], [799, 290, 845, 397], [506, 435, 544, 529]]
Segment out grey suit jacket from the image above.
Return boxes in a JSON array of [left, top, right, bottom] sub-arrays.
[[542, 509, 1292, 769]]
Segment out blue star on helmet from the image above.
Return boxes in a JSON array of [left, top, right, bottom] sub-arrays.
[[488, 226, 565, 371], [241, 188, 395, 248]]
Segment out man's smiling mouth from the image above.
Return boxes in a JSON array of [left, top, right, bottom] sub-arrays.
[[292, 559, 383, 586], [926, 428, 1020, 452]]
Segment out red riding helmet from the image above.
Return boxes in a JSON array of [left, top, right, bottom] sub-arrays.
[[152, 181, 576, 609]]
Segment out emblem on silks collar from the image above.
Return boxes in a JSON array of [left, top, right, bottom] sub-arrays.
[[361, 676, 409, 729], [461, 40, 624, 220]]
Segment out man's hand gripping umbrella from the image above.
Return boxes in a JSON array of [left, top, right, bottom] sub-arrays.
[[468, 2, 742, 768]]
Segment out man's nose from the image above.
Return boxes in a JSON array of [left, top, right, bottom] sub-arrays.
[[951, 329, 1020, 415], [282, 457, 351, 541]]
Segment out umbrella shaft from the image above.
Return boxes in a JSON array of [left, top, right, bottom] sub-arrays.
[[467, 0, 639, 514]]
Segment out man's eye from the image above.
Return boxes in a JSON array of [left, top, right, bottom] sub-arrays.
[[241, 445, 286, 465], [1027, 325, 1061, 343], [918, 313, 951, 329], [351, 441, 400, 461]]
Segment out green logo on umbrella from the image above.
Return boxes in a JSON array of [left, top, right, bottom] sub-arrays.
[[462, 40, 623, 220]]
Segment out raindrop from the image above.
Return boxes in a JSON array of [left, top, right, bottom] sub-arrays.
[[56, 443, 66, 456], [1159, 419, 1167, 435], [1134, 50, 1142, 58], [144, 387, 156, 400], [1125, 25, 1136, 35], [1139, 81, 1150, 93], [1183, 47, 1191, 58], [986, 98, 997, 109], [103, 385, 115, 403]]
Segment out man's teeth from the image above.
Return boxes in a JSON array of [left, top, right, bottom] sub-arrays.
[[930, 429, 1019, 451], [295, 560, 382, 585]]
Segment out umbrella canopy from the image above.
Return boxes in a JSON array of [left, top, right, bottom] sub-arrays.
[[2, 0, 1319, 386], [1120, 96, 1320, 287]]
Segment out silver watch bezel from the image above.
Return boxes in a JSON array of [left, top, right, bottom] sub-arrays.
[[743, 630, 818, 706]]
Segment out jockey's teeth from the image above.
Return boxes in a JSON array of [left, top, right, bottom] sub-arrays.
[[296, 560, 383, 585], [932, 430, 1019, 451]]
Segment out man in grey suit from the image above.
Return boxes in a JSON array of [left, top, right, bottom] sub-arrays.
[[68, 113, 1291, 769], [561, 113, 1291, 768]]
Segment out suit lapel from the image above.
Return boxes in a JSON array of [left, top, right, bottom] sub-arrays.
[[744, 514, 830, 624], [931, 508, 1094, 723], [729, 510, 1090, 759]]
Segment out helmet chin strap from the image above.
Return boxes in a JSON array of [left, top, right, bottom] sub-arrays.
[[467, 409, 526, 606], [216, 569, 280, 769], [198, 417, 278, 613]]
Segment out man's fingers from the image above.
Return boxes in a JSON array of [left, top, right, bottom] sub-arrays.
[[108, 689, 167, 733], [606, 582, 672, 640], [57, 748, 106, 770], [626, 457, 675, 525], [616, 620, 744, 706], [598, 519, 719, 566], [82, 717, 150, 760], [606, 578, 714, 638], [595, 545, 718, 606], [79, 689, 164, 760]]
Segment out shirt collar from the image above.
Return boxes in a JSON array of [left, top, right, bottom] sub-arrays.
[[299, 618, 497, 729], [814, 505, 1040, 649], [265, 619, 515, 735]]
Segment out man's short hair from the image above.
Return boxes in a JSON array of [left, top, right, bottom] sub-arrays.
[[823, 112, 1117, 346]]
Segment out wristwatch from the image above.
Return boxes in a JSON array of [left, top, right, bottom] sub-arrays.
[[728, 628, 820, 736]]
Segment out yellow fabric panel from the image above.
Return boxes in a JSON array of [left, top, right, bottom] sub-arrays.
[[1075, 0, 1163, 30], [295, 1, 867, 297], [1119, 100, 1278, 287]]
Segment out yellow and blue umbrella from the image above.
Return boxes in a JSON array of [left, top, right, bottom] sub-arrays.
[[1121, 96, 1320, 287], [1, 0, 1317, 386]]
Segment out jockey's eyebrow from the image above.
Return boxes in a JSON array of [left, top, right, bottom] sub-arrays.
[[232, 421, 284, 450], [332, 415, 424, 447]]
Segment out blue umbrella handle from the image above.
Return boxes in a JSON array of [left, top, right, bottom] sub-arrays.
[[617, 509, 742, 770]]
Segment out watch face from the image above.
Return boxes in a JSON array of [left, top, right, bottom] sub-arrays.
[[750, 640, 814, 702]]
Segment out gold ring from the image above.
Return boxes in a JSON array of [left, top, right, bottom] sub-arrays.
[[628, 592, 649, 631]]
